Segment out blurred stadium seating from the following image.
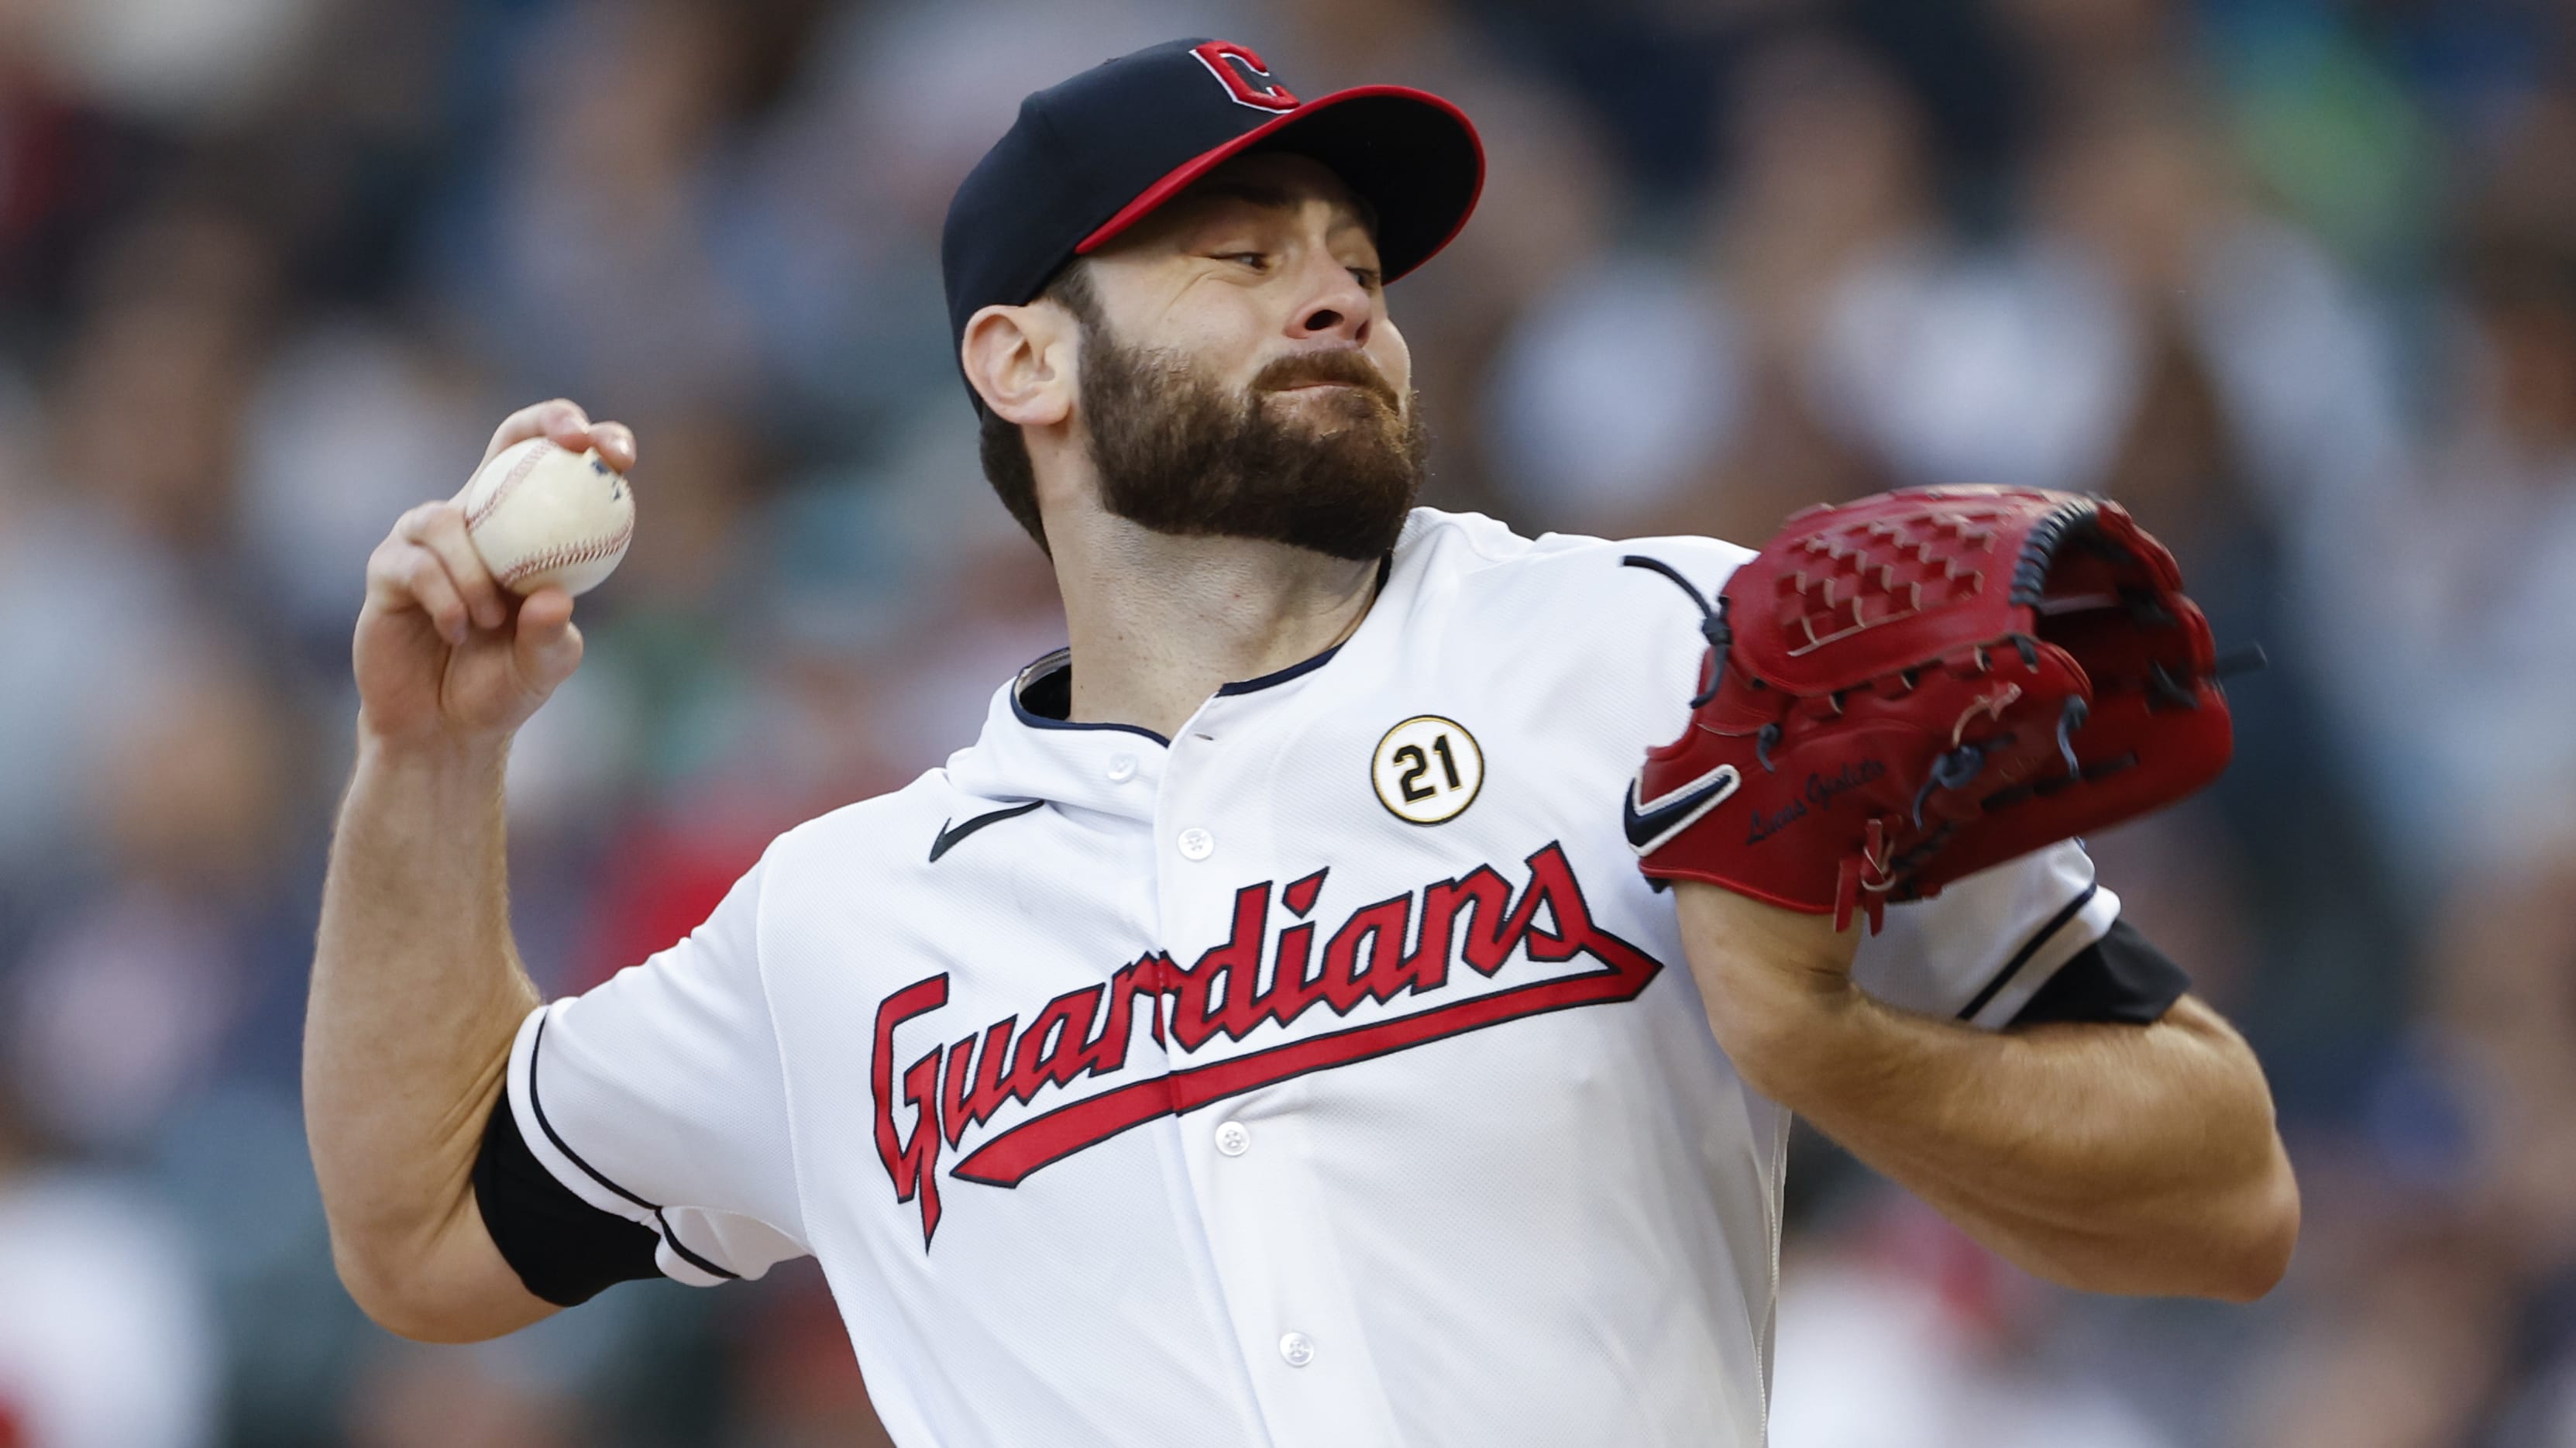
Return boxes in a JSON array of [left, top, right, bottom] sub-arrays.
[[2, 0, 2571, 1443]]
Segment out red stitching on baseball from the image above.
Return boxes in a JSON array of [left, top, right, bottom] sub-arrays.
[[495, 514, 635, 588], [468, 443, 555, 529]]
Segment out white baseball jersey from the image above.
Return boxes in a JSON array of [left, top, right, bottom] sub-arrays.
[[504, 507, 2120, 1448]]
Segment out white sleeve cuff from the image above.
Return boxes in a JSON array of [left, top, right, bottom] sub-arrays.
[[1953, 879, 2123, 1030], [505, 1001, 782, 1287]]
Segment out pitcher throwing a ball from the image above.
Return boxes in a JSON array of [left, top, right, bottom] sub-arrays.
[[307, 39, 2296, 1448]]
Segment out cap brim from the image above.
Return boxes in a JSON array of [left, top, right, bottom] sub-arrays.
[[1074, 85, 1486, 284]]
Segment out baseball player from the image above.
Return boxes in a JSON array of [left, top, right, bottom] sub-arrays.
[[306, 39, 2297, 1447]]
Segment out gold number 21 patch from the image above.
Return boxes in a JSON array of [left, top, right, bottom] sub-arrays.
[[1372, 716, 1484, 825]]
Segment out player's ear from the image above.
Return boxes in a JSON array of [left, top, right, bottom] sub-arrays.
[[962, 303, 1075, 430]]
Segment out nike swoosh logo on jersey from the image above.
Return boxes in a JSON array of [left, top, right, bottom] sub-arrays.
[[1622, 764, 1741, 856], [929, 800, 1045, 862]]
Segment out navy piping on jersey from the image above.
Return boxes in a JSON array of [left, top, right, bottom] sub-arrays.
[[526, 1016, 741, 1281], [1212, 553, 1390, 695], [1215, 641, 1344, 696], [650, 1210, 736, 1281], [2008, 917, 2188, 1026], [1955, 881, 2101, 1023], [1010, 649, 1172, 745], [1020, 554, 1389, 713], [1209, 550, 1391, 696]]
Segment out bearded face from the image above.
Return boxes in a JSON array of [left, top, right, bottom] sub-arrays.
[[1078, 321, 1429, 562]]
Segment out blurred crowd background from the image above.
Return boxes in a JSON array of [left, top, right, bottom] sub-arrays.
[[0, 0, 2568, 1443]]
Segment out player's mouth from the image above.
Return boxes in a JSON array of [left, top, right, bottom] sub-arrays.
[[1252, 350, 1397, 408], [1263, 380, 1396, 414]]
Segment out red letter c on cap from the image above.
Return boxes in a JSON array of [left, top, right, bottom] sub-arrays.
[[1192, 40, 1299, 112]]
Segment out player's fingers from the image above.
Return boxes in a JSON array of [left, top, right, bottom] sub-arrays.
[[536, 402, 600, 456], [364, 518, 470, 640], [395, 502, 510, 633], [589, 420, 638, 473], [481, 398, 594, 466], [511, 587, 584, 693], [367, 541, 471, 645]]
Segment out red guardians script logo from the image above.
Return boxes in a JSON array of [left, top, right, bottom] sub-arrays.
[[872, 842, 1664, 1245]]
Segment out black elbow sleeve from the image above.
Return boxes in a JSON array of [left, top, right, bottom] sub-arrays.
[[472, 1083, 665, 1307], [2007, 916, 2192, 1027]]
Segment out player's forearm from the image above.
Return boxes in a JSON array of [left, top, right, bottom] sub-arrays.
[[305, 731, 539, 1316], [1759, 989, 2292, 1298], [1680, 888, 2296, 1301]]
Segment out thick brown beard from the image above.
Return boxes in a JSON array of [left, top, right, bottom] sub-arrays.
[[1079, 328, 1429, 561]]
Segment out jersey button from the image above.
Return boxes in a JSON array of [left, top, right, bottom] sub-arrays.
[[1279, 1332, 1316, 1368], [1214, 1120, 1251, 1157], [1177, 827, 1216, 861], [1106, 752, 1138, 782]]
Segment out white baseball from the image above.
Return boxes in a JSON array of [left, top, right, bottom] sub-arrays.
[[456, 438, 636, 596]]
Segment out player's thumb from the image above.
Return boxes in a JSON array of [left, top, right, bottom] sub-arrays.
[[511, 589, 586, 697]]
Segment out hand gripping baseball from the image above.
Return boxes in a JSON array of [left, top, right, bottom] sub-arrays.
[[1628, 487, 2245, 931], [354, 400, 638, 750]]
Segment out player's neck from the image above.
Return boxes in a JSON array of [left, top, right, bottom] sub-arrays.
[[1049, 515, 1382, 741]]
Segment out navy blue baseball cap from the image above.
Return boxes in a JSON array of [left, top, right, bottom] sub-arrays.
[[941, 38, 1485, 367]]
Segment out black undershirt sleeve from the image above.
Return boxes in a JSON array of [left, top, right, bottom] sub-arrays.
[[2005, 916, 2190, 1027], [473, 1082, 665, 1307]]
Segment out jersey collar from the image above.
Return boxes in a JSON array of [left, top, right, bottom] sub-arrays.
[[945, 527, 1426, 822]]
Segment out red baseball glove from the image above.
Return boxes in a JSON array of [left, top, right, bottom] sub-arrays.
[[1626, 486, 2244, 931]]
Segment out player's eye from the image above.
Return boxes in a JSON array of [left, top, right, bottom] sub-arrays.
[[1349, 266, 1383, 290], [1218, 251, 1271, 272]]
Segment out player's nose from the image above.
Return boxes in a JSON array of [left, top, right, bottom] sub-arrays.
[[1284, 249, 1374, 346]]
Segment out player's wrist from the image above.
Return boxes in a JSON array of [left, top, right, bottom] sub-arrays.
[[355, 712, 514, 774]]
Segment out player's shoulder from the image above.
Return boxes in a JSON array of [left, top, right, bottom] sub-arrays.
[[757, 769, 1003, 884], [1395, 506, 1754, 606]]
